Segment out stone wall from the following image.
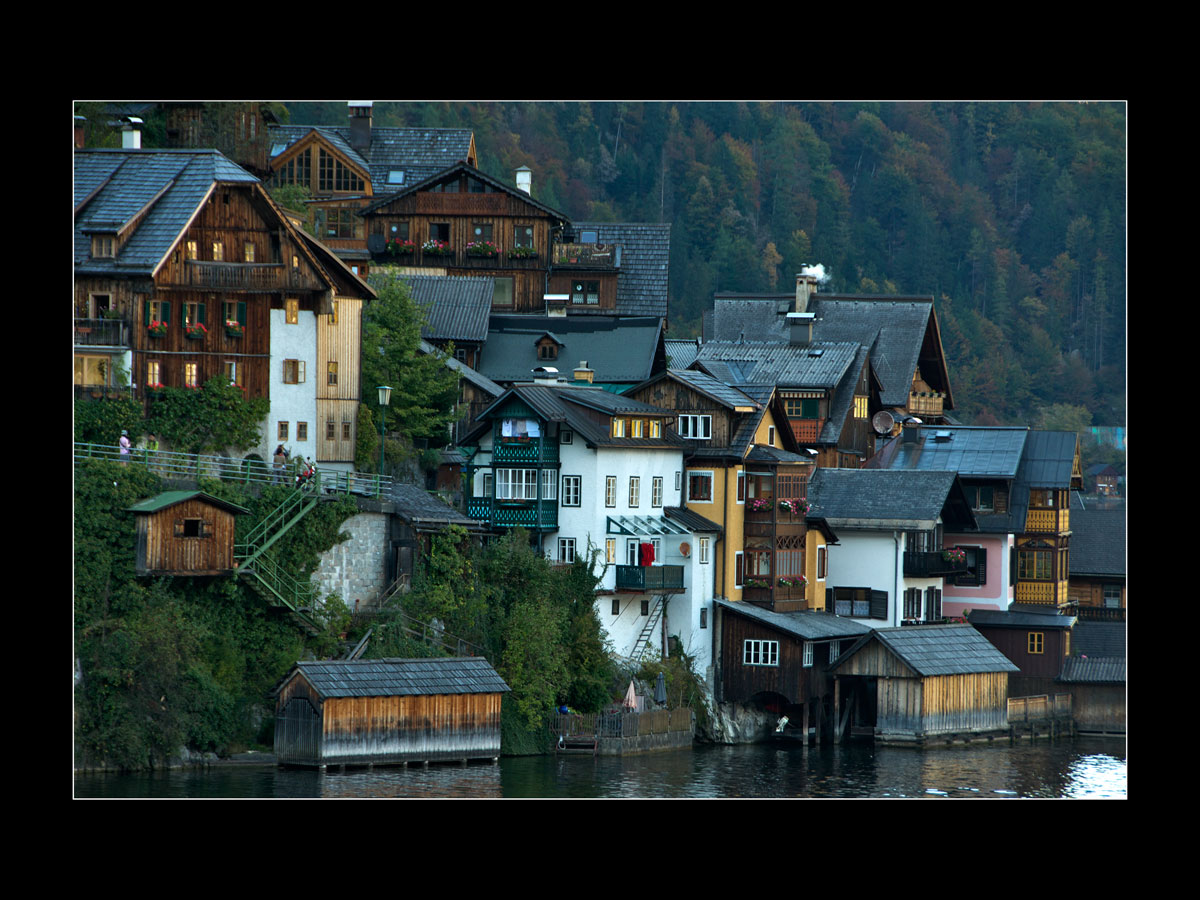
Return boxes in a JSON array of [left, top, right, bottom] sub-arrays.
[[312, 512, 389, 613]]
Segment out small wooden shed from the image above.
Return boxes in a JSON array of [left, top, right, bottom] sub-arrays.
[[273, 657, 511, 768], [831, 624, 1020, 744], [1058, 657, 1126, 735], [127, 490, 250, 576]]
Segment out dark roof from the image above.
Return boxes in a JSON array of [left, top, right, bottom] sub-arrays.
[[836, 624, 1020, 677], [400, 274, 494, 343], [1020, 431, 1080, 489], [635, 369, 762, 413], [665, 339, 703, 370], [421, 340, 504, 398], [713, 598, 872, 641], [663, 506, 723, 535], [869, 426, 1029, 478], [283, 657, 510, 698], [968, 608, 1077, 629], [269, 125, 475, 191], [127, 490, 250, 516], [74, 149, 259, 276], [1069, 508, 1127, 577], [572, 222, 671, 318], [1058, 656, 1126, 684], [694, 340, 860, 390], [389, 483, 488, 530], [1070, 620, 1127, 659], [478, 315, 664, 386], [807, 468, 974, 531]]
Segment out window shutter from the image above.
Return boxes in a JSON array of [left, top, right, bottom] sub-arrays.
[[298, 360, 306, 383], [870, 590, 888, 620], [975, 547, 987, 586], [144, 299, 151, 326], [161, 301, 171, 325], [237, 301, 247, 326], [826, 587, 833, 608], [198, 302, 206, 325]]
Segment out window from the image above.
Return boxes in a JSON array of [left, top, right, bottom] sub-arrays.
[[817, 546, 827, 580], [560, 430, 573, 445], [1103, 584, 1122, 608], [612, 596, 621, 616], [278, 422, 289, 441], [1029, 489, 1056, 509], [297, 422, 308, 441], [540, 469, 557, 501], [327, 362, 338, 385], [687, 471, 714, 503], [317, 208, 362, 240], [678, 415, 712, 439], [606, 476, 617, 507], [571, 280, 600, 304], [629, 418, 644, 438], [652, 476, 663, 508], [744, 640, 779, 667], [767, 426, 776, 447], [496, 468, 539, 501], [515, 225, 534, 248], [629, 476, 640, 507], [222, 360, 243, 388], [803, 642, 813, 668], [649, 419, 662, 439], [829, 640, 841, 663], [675, 471, 681, 491], [326, 419, 336, 441], [186, 240, 198, 260], [212, 241, 225, 262], [699, 537, 710, 564], [611, 418, 625, 438], [285, 298, 299, 324], [904, 587, 923, 620], [91, 234, 115, 258], [746, 548, 772, 578], [184, 362, 199, 388], [832, 587, 887, 619], [482, 473, 493, 498], [854, 396, 869, 419], [606, 539, 617, 565], [429, 222, 450, 243], [785, 397, 821, 418], [737, 471, 746, 503], [700, 608, 708, 629], [389, 221, 410, 240], [559, 538, 576, 564], [343, 421, 352, 441], [538, 342, 558, 361], [562, 475, 581, 506], [734, 552, 744, 588], [244, 241, 256, 262], [1028, 632, 1045, 655], [223, 300, 246, 331], [472, 222, 494, 242], [329, 301, 339, 325], [968, 485, 995, 512], [145, 360, 162, 388], [953, 546, 987, 587], [492, 277, 514, 308], [1018, 548, 1054, 581], [146, 299, 170, 328], [282, 359, 305, 384]]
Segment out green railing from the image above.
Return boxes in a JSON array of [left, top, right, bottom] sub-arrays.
[[73, 443, 392, 497]]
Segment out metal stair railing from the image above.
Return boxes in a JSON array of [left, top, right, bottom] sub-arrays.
[[628, 596, 665, 663], [234, 477, 321, 570], [239, 550, 322, 634]]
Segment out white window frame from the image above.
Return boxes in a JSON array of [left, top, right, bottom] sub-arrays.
[[686, 470, 715, 503], [651, 476, 663, 508], [734, 551, 744, 587], [558, 537, 577, 564], [803, 641, 814, 668], [496, 468, 538, 500], [629, 476, 640, 507], [678, 414, 712, 440], [561, 475, 581, 507], [829, 640, 841, 663], [541, 468, 557, 501], [606, 476, 617, 507], [699, 537, 710, 565], [767, 425, 776, 447], [743, 639, 779, 667]]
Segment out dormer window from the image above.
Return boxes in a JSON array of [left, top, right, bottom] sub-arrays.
[[538, 342, 558, 360], [91, 234, 115, 258]]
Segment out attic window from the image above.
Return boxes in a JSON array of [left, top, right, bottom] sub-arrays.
[[387, 169, 405, 185], [91, 235, 115, 258], [538, 341, 559, 360]]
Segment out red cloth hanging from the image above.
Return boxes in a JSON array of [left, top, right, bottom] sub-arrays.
[[639, 541, 655, 566]]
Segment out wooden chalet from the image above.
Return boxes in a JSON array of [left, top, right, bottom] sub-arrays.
[[1066, 502, 1126, 620], [273, 657, 510, 768], [830, 624, 1019, 745], [712, 599, 871, 744], [967, 606, 1078, 697], [127, 490, 249, 576]]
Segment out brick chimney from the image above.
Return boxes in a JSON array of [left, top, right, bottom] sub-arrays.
[[795, 271, 819, 314], [348, 101, 373, 153]]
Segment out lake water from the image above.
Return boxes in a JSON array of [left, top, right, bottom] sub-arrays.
[[73, 736, 1126, 799]]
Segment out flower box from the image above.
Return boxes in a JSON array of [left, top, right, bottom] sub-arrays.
[[777, 576, 807, 590], [224, 320, 244, 338], [421, 240, 453, 256], [747, 498, 772, 513], [779, 498, 810, 516], [508, 246, 537, 260], [744, 577, 771, 590], [147, 321, 168, 338], [386, 239, 416, 256], [942, 547, 967, 565], [186, 323, 208, 340], [465, 240, 501, 258]]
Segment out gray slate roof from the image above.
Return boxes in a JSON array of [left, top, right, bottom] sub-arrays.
[[1020, 430, 1080, 489], [665, 339, 703, 370], [389, 483, 487, 530], [286, 657, 510, 698], [968, 608, 1077, 630], [1069, 508, 1127, 578], [269, 125, 475, 190], [573, 222, 671, 318], [807, 468, 972, 531], [695, 340, 860, 390], [478, 315, 664, 386], [1070, 620, 1127, 659], [74, 149, 259, 276], [1058, 656, 1126, 684], [838, 624, 1020, 677], [713, 598, 872, 641], [400, 274, 494, 343], [421, 340, 504, 398], [870, 426, 1029, 478]]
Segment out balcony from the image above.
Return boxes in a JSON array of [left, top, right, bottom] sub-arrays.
[[74, 318, 131, 348], [1025, 508, 1069, 534], [465, 497, 557, 530], [493, 438, 558, 465], [615, 565, 684, 592], [789, 419, 820, 443], [178, 260, 312, 291], [903, 550, 969, 578], [553, 242, 619, 268], [908, 392, 945, 417]]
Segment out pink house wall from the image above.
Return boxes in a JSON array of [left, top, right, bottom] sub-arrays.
[[942, 534, 1011, 617]]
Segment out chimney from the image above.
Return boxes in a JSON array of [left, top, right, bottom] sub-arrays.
[[901, 417, 924, 444], [573, 360, 594, 383], [121, 117, 143, 149], [786, 311, 815, 346], [532, 366, 561, 385], [515, 166, 532, 194], [348, 101, 373, 153], [795, 271, 819, 314], [74, 115, 86, 149]]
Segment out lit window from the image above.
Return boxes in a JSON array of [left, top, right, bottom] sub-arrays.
[[244, 241, 256, 262], [327, 361, 338, 385], [285, 298, 299, 324], [212, 241, 224, 261], [854, 396, 869, 419], [186, 240, 198, 260], [605, 476, 617, 507], [184, 362, 199, 388], [611, 418, 625, 438], [146, 360, 161, 387], [606, 539, 616, 564]]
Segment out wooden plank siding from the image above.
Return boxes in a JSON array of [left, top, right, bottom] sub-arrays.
[[134, 498, 238, 576], [916, 672, 1010, 736], [315, 297, 362, 463], [719, 614, 834, 705], [319, 693, 503, 764]]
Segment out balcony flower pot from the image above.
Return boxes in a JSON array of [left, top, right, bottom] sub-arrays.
[[508, 247, 537, 260], [147, 321, 168, 338], [224, 320, 244, 338], [779, 499, 810, 516], [942, 547, 967, 565], [465, 240, 500, 258], [386, 239, 416, 257], [185, 323, 207, 340], [421, 240, 452, 257]]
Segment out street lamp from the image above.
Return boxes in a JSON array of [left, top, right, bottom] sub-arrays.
[[377, 385, 392, 479]]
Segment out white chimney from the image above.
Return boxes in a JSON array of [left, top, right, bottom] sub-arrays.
[[515, 166, 532, 194], [795, 271, 818, 314], [122, 117, 143, 149]]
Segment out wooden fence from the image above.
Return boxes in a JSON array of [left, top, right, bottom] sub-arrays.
[[552, 707, 693, 740], [1008, 693, 1073, 722]]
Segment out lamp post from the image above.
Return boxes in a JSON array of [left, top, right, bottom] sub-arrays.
[[377, 385, 392, 480]]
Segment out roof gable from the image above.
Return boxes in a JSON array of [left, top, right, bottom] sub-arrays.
[[127, 490, 250, 515], [835, 624, 1020, 677], [282, 657, 510, 698]]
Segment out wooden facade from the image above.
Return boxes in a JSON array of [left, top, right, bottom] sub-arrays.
[[128, 491, 249, 576], [315, 297, 364, 463], [273, 658, 510, 768]]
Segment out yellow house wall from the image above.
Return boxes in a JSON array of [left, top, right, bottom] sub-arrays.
[[806, 529, 827, 610]]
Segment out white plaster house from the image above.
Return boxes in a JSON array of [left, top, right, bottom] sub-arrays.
[[805, 468, 978, 628], [460, 376, 719, 672]]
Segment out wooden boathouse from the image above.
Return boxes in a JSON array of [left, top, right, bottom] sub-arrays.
[[830, 624, 1019, 745], [128, 490, 250, 576], [273, 657, 510, 768]]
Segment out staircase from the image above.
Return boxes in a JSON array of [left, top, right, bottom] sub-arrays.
[[234, 476, 324, 634], [628, 596, 666, 663]]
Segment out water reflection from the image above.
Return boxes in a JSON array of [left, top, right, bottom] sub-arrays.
[[75, 737, 1125, 799]]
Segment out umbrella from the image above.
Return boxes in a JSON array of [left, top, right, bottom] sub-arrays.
[[654, 671, 667, 706], [623, 680, 638, 711]]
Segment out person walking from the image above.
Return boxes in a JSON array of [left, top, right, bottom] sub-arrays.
[[119, 429, 131, 464], [273, 445, 287, 484], [144, 433, 159, 467]]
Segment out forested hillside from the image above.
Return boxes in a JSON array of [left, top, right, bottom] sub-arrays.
[[287, 100, 1126, 429]]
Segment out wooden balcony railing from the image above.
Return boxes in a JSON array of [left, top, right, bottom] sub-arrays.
[[789, 419, 820, 443], [903, 551, 969, 578], [615, 565, 684, 592], [553, 242, 618, 268], [178, 260, 315, 291], [908, 393, 945, 416], [1025, 508, 1069, 533], [74, 318, 131, 347]]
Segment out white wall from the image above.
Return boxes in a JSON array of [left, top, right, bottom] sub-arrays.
[[265, 308, 318, 462]]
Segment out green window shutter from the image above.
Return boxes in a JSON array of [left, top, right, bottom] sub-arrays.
[[237, 301, 247, 326], [162, 301, 171, 325], [144, 299, 151, 326], [801, 398, 819, 418], [198, 302, 206, 325]]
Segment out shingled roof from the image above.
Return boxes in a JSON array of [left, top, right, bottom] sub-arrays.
[[1069, 508, 1127, 578], [572, 222, 671, 319], [713, 598, 872, 642], [281, 657, 510, 699], [835, 624, 1020, 677], [1058, 656, 1126, 684], [400, 274, 494, 344], [807, 468, 975, 531]]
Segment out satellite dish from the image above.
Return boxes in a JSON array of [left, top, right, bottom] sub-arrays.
[[679, 542, 691, 558], [872, 410, 896, 435]]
